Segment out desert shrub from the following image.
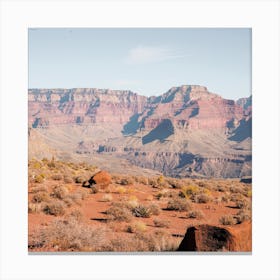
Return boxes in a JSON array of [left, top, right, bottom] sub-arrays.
[[245, 189, 252, 198], [119, 176, 134, 185], [229, 193, 243, 202], [51, 174, 63, 181], [32, 160, 42, 169], [106, 204, 133, 222], [102, 230, 179, 252], [235, 210, 252, 224], [66, 210, 84, 222], [141, 230, 179, 251], [28, 202, 42, 213], [235, 198, 250, 209], [51, 185, 69, 200], [166, 178, 184, 189], [75, 176, 86, 184], [219, 215, 236, 225], [125, 195, 139, 208], [32, 218, 106, 251], [47, 160, 56, 168], [229, 186, 243, 194], [32, 191, 50, 203], [153, 218, 170, 228], [216, 184, 226, 192], [30, 185, 48, 193], [155, 189, 174, 200], [100, 194, 113, 202], [166, 197, 192, 211], [148, 203, 161, 216], [115, 186, 126, 194], [148, 177, 158, 187], [186, 210, 205, 219], [221, 193, 230, 203], [66, 193, 82, 206], [156, 175, 170, 188], [62, 197, 74, 207], [127, 221, 147, 233], [91, 185, 99, 194], [179, 185, 200, 198], [63, 175, 73, 183], [34, 174, 45, 183], [132, 205, 151, 218], [193, 193, 212, 204], [136, 176, 149, 185], [43, 201, 66, 216]]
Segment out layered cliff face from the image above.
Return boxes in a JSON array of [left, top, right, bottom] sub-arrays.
[[28, 86, 252, 178], [28, 88, 147, 128]]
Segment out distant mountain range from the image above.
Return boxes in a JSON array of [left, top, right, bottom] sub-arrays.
[[28, 85, 252, 178]]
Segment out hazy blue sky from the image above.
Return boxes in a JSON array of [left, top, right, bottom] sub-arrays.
[[29, 28, 251, 99]]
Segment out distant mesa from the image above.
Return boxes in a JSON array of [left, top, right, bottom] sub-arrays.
[[28, 85, 252, 178]]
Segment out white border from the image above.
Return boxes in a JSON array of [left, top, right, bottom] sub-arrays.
[[0, 0, 279, 279]]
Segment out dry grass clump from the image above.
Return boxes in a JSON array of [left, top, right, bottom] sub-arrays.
[[104, 230, 179, 252], [43, 201, 66, 216], [216, 184, 227, 192], [28, 203, 42, 213], [235, 210, 252, 224], [75, 176, 86, 184], [30, 185, 48, 193], [148, 203, 161, 216], [165, 177, 184, 189], [32, 191, 50, 203], [91, 185, 99, 194], [135, 176, 149, 185], [100, 194, 113, 202], [127, 221, 147, 233], [63, 175, 73, 183], [155, 189, 174, 200], [219, 215, 236, 225], [115, 186, 126, 194], [132, 205, 151, 218], [106, 203, 133, 222], [153, 218, 170, 228], [66, 209, 84, 222], [29, 218, 107, 251], [166, 197, 192, 211], [179, 185, 200, 198], [51, 174, 63, 181], [193, 193, 212, 204], [235, 198, 250, 210], [34, 174, 45, 183], [186, 210, 205, 219], [220, 193, 230, 203], [51, 185, 69, 200], [156, 175, 171, 189], [125, 195, 139, 208], [119, 176, 135, 185], [64, 190, 88, 206]]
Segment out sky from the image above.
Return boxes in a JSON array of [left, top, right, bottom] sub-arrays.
[[28, 28, 251, 99]]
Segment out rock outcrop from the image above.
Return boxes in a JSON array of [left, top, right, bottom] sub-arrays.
[[28, 85, 252, 178], [177, 222, 252, 252]]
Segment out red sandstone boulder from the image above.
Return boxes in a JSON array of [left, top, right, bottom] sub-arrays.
[[177, 222, 252, 252], [89, 171, 112, 187]]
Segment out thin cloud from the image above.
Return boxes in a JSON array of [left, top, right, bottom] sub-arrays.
[[126, 46, 187, 65]]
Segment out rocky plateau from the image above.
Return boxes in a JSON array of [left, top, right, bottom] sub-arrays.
[[28, 85, 252, 178]]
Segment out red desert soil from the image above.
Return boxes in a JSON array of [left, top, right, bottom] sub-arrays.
[[28, 159, 252, 252]]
